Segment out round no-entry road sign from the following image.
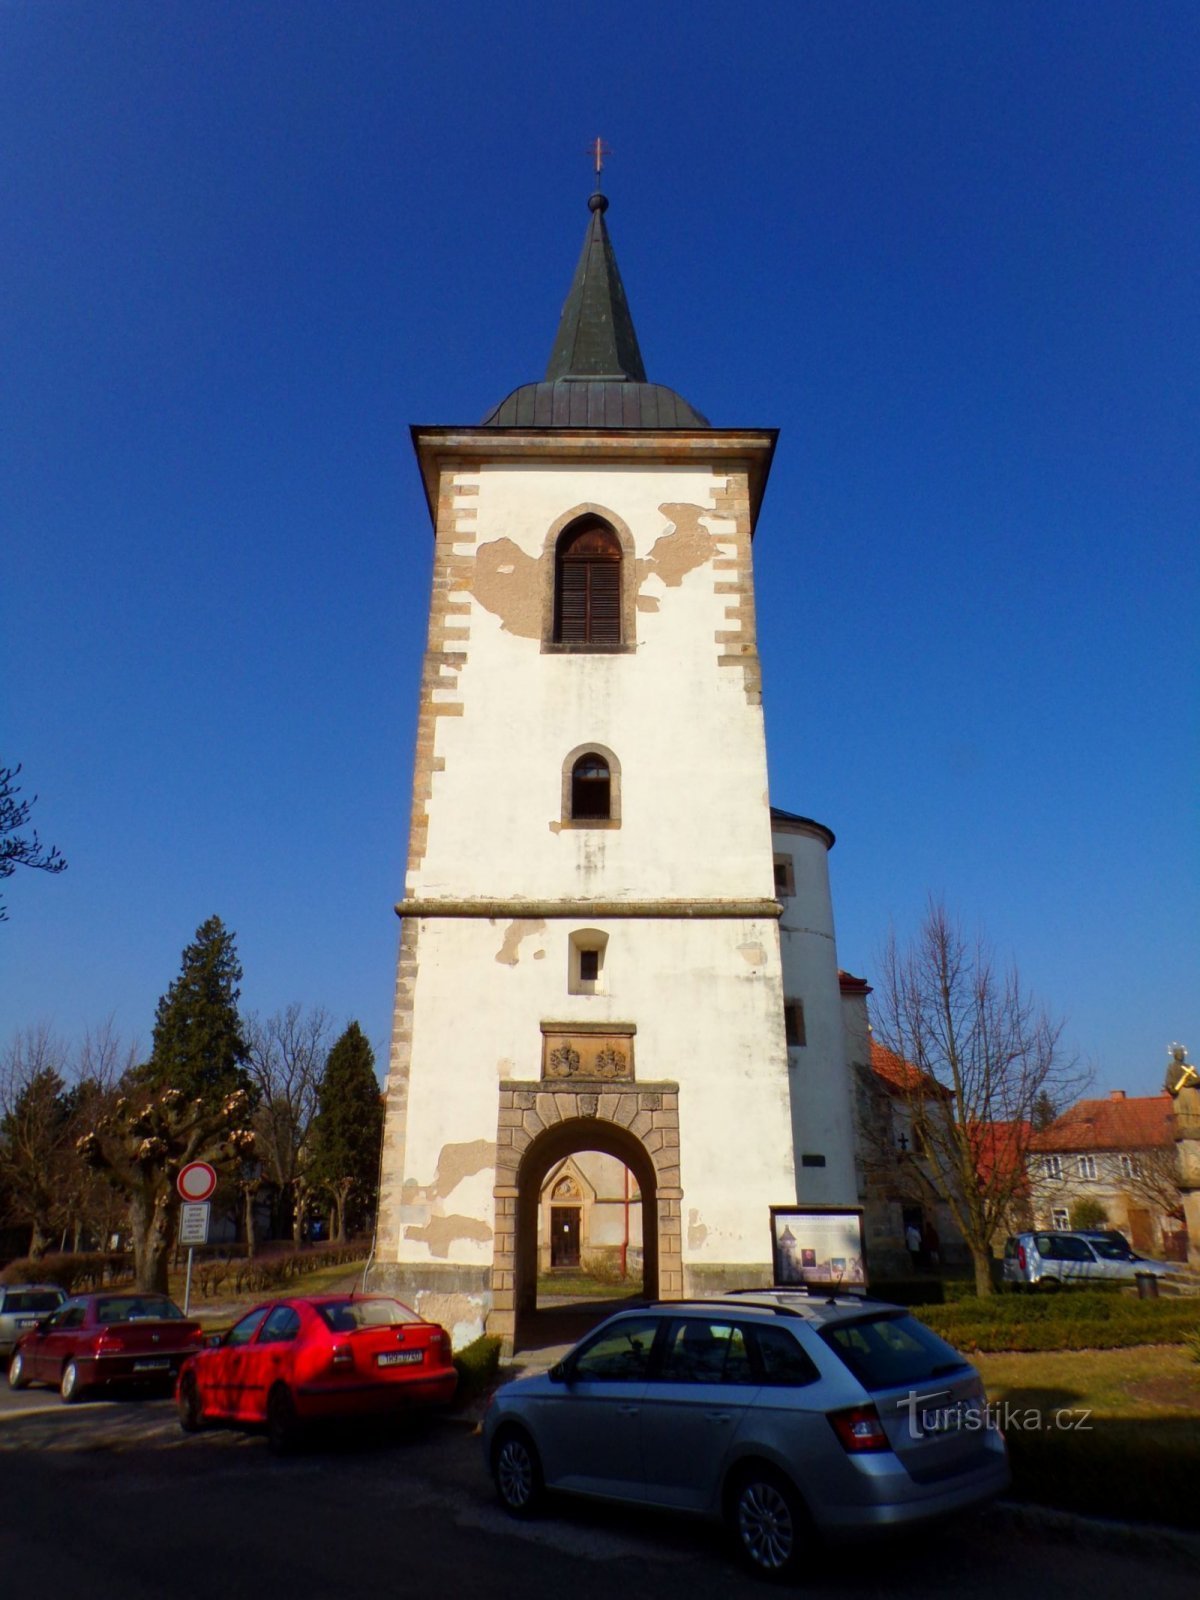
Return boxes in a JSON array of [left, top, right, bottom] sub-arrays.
[[177, 1161, 218, 1202]]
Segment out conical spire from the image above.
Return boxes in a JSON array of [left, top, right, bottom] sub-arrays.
[[544, 193, 647, 382]]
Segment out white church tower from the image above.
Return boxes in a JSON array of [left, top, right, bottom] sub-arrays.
[[372, 188, 858, 1348]]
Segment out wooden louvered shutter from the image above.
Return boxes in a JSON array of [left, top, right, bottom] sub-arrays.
[[554, 522, 622, 643], [585, 562, 620, 642], [558, 563, 588, 642]]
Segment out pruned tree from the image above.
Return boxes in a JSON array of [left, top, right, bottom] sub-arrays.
[[141, 916, 251, 1110], [0, 1025, 75, 1256], [244, 1004, 331, 1243], [308, 1023, 383, 1242], [77, 1087, 255, 1291], [875, 900, 1088, 1296], [0, 761, 67, 922]]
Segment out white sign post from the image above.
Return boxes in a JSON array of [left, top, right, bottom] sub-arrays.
[[177, 1163, 218, 1316]]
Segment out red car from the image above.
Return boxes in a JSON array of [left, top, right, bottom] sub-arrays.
[[8, 1291, 203, 1402], [175, 1294, 457, 1450]]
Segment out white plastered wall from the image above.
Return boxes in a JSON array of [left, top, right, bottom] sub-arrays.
[[774, 822, 860, 1207]]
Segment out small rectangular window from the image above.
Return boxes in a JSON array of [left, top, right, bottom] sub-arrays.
[[800, 1153, 826, 1168], [1042, 1155, 1063, 1180], [1077, 1155, 1097, 1181], [579, 949, 599, 982], [1120, 1154, 1139, 1179], [773, 854, 795, 897], [1051, 1209, 1070, 1230], [784, 1001, 806, 1048]]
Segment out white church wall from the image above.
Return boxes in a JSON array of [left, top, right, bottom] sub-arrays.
[[392, 910, 796, 1276], [774, 819, 860, 1207]]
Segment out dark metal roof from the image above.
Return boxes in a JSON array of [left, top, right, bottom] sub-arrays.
[[546, 193, 646, 382], [481, 380, 710, 429], [481, 192, 709, 429]]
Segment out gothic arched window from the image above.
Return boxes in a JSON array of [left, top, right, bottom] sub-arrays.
[[554, 521, 622, 644]]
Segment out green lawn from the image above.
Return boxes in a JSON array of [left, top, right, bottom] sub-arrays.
[[974, 1345, 1200, 1529], [168, 1255, 368, 1328]]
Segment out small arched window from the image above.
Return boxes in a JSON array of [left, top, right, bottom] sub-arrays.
[[571, 753, 611, 820], [554, 521, 622, 644]]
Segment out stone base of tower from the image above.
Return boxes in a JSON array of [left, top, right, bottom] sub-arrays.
[[366, 1262, 493, 1350]]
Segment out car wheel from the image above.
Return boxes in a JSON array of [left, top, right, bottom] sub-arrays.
[[266, 1383, 302, 1454], [177, 1373, 205, 1433], [8, 1351, 28, 1390], [492, 1426, 544, 1517], [728, 1464, 808, 1581], [60, 1360, 85, 1404], [1037, 1277, 1061, 1293]]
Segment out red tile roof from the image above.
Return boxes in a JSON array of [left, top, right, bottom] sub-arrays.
[[1031, 1094, 1175, 1153], [839, 970, 872, 996], [972, 1120, 1033, 1194], [869, 1040, 953, 1100]]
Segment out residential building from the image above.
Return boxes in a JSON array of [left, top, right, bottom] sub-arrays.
[[1029, 1090, 1187, 1259]]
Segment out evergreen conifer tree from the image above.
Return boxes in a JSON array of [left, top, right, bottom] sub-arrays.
[[145, 916, 250, 1108], [310, 1023, 383, 1241]]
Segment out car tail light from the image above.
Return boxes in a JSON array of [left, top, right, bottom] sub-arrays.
[[829, 1404, 890, 1454], [1017, 1245, 1027, 1271], [96, 1333, 125, 1353], [434, 1329, 451, 1358], [331, 1342, 354, 1369]]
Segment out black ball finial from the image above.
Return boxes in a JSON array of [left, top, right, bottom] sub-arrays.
[[589, 191, 609, 213]]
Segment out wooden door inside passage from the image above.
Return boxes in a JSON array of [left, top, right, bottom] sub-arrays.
[[550, 1206, 581, 1268]]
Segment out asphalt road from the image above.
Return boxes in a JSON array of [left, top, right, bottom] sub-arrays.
[[0, 1396, 1196, 1600]]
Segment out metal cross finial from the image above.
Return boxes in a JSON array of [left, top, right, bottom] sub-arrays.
[[589, 136, 612, 190]]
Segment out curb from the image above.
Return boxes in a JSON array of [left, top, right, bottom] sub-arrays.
[[993, 1499, 1200, 1566]]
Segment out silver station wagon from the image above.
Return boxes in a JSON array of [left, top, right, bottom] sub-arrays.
[[483, 1292, 1009, 1579], [0, 1284, 66, 1359]]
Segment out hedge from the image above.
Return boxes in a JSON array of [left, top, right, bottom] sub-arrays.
[[452, 1334, 503, 1404], [915, 1291, 1200, 1352], [0, 1253, 132, 1292]]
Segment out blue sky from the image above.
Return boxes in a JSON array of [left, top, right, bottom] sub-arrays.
[[3, 2, 1196, 1098]]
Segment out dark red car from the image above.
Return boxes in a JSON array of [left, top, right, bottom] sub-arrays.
[[175, 1294, 457, 1450], [8, 1291, 203, 1402]]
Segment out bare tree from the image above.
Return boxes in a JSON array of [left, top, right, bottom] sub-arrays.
[[875, 900, 1088, 1296], [1123, 1145, 1185, 1221], [0, 762, 67, 921], [58, 1020, 140, 1250], [244, 1005, 330, 1243]]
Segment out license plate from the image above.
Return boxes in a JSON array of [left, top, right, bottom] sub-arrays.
[[132, 1358, 171, 1372], [377, 1350, 423, 1367], [17, 1318, 36, 1328]]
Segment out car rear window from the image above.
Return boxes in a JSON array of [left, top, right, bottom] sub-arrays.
[[820, 1313, 968, 1392], [3, 1290, 63, 1314], [316, 1298, 421, 1333], [97, 1296, 185, 1323]]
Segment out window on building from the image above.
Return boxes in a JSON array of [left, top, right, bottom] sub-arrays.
[[1120, 1154, 1140, 1179], [554, 521, 622, 644], [784, 1001, 806, 1048], [570, 753, 611, 820], [1077, 1155, 1097, 1181], [773, 854, 795, 897], [1051, 1208, 1070, 1230], [567, 929, 607, 995], [1042, 1155, 1063, 1180]]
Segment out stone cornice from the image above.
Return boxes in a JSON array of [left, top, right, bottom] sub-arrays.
[[395, 897, 784, 921], [409, 424, 778, 530]]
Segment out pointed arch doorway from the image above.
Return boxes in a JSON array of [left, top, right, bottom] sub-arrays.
[[490, 1085, 682, 1353]]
